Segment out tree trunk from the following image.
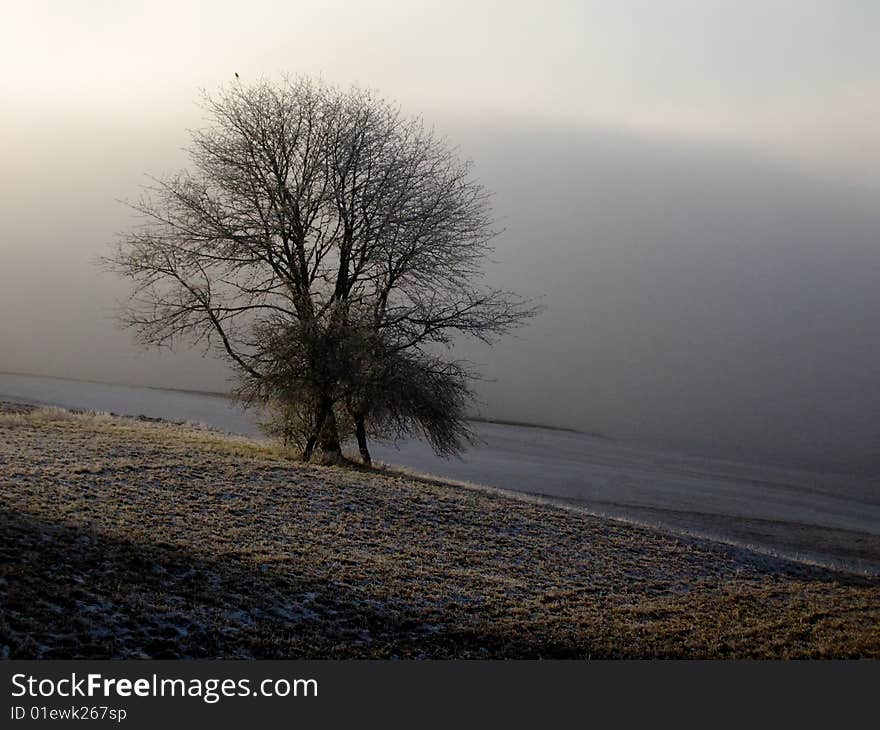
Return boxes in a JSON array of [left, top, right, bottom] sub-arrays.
[[355, 415, 372, 466], [303, 400, 330, 462], [316, 406, 343, 464], [303, 399, 343, 464]]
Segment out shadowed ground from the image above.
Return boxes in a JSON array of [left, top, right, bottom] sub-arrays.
[[1, 403, 878, 658]]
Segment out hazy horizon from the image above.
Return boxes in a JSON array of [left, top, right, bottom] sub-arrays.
[[2, 1, 879, 474]]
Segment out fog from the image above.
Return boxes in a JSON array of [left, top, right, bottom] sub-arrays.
[[453, 121, 880, 474], [1, 1, 879, 474]]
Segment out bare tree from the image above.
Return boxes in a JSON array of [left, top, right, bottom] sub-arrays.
[[236, 322, 476, 464], [106, 76, 537, 462], [343, 349, 478, 465]]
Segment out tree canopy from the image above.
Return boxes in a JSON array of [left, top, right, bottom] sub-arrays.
[[107, 76, 536, 463]]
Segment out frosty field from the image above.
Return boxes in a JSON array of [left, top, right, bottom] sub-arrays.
[[1, 402, 878, 659], [1, 371, 877, 575]]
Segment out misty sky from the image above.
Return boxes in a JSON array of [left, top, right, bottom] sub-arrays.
[[1, 1, 879, 473]]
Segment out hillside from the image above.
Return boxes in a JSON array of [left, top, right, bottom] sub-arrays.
[[1, 402, 878, 658]]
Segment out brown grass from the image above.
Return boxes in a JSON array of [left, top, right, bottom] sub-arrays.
[[1, 403, 878, 658]]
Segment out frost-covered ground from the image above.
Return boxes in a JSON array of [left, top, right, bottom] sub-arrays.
[[1, 371, 878, 574], [2, 403, 878, 659]]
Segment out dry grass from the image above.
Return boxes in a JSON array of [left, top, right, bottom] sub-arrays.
[[1, 403, 878, 658]]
